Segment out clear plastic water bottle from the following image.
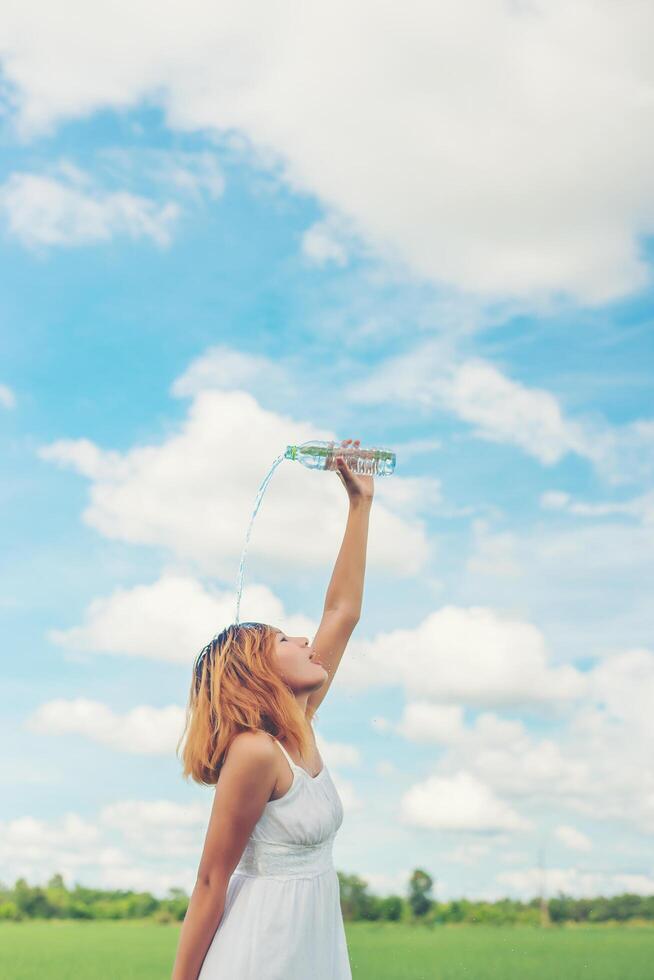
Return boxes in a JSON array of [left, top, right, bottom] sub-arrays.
[[284, 440, 396, 476]]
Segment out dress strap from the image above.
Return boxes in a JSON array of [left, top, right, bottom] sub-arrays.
[[273, 738, 296, 769]]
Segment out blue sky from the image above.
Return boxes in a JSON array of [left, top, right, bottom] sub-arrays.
[[1, 2, 654, 901]]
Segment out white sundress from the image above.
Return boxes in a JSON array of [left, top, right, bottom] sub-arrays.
[[198, 737, 353, 980]]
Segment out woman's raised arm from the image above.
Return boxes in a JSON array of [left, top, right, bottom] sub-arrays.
[[323, 437, 374, 618]]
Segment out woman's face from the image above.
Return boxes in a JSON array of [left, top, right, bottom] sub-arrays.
[[272, 628, 327, 692]]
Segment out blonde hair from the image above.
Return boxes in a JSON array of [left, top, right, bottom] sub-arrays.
[[178, 622, 314, 785]]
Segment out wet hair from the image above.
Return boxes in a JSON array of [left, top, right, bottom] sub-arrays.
[[178, 622, 313, 785]]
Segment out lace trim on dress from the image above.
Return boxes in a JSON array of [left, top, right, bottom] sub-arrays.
[[234, 834, 336, 878]]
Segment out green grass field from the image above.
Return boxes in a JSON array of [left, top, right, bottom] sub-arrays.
[[0, 921, 652, 979]]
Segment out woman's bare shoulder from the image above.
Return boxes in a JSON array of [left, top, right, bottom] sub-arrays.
[[223, 730, 277, 771]]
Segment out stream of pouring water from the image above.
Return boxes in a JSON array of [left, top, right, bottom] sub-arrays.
[[234, 452, 286, 625]]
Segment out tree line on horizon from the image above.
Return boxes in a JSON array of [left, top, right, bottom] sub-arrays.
[[1, 870, 653, 926]]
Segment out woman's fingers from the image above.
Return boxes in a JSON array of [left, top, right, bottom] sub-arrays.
[[337, 437, 361, 468], [337, 457, 353, 481], [337, 438, 361, 469]]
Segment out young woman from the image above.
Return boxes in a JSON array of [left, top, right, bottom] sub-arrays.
[[171, 438, 373, 980]]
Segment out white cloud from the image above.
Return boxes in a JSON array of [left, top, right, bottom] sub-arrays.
[[46, 571, 316, 664], [400, 770, 531, 833], [390, 704, 590, 813], [329, 774, 364, 813], [392, 438, 442, 461], [0, 383, 16, 408], [373, 475, 443, 518], [347, 343, 654, 481], [99, 147, 225, 200], [100, 798, 209, 845], [466, 520, 522, 579], [438, 712, 588, 803], [587, 648, 654, 735], [0, 812, 103, 886], [554, 825, 593, 853], [301, 216, 351, 267], [0, 169, 179, 248], [3, 812, 100, 850], [387, 647, 654, 840], [375, 760, 399, 777], [464, 518, 654, 657], [448, 842, 491, 866], [540, 489, 654, 525], [565, 652, 654, 837], [2, 2, 654, 303], [170, 344, 288, 400], [443, 360, 596, 466], [339, 605, 584, 707], [37, 437, 129, 481], [395, 702, 465, 744], [38, 385, 430, 579], [540, 490, 571, 511], [497, 867, 654, 900], [319, 738, 362, 770], [0, 802, 205, 894], [105, 800, 205, 834], [27, 699, 185, 754]]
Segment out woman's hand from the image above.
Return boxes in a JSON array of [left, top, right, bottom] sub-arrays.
[[334, 438, 374, 503]]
